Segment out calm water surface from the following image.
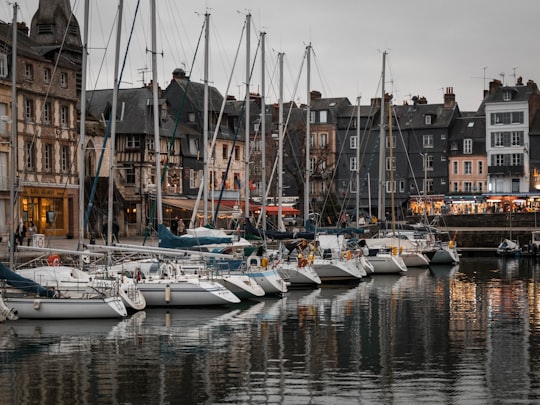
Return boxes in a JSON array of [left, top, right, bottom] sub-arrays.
[[1, 256, 540, 404]]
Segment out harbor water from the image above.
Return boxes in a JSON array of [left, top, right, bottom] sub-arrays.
[[2, 256, 540, 404]]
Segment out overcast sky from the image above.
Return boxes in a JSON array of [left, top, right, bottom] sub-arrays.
[[5, 0, 540, 112]]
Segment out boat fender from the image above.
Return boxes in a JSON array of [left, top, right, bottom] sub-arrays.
[[33, 300, 41, 310], [298, 258, 308, 268], [261, 257, 268, 267], [448, 240, 455, 249], [308, 254, 314, 264], [48, 254, 61, 267], [392, 247, 398, 256], [165, 285, 171, 304], [347, 251, 351, 260], [399, 246, 403, 254]]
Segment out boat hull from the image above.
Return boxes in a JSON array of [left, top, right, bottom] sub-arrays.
[[278, 262, 322, 287], [137, 279, 240, 306], [367, 254, 407, 274], [6, 296, 127, 319]]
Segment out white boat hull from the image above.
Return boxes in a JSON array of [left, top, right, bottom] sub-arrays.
[[313, 258, 364, 282], [248, 268, 288, 295], [5, 296, 127, 319], [215, 274, 266, 299], [137, 278, 240, 306], [278, 261, 321, 286], [367, 254, 407, 274]]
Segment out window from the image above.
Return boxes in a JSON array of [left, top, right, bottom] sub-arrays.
[[0, 53, 7, 78], [43, 102, 51, 125], [441, 133, 446, 140], [350, 157, 357, 171], [146, 137, 154, 152], [310, 111, 316, 123], [425, 179, 433, 193], [310, 157, 316, 172], [494, 154, 504, 166], [25, 64, 33, 80], [512, 153, 522, 166], [453, 161, 458, 175], [350, 135, 358, 149], [44, 144, 52, 171], [478, 161, 483, 174], [464, 182, 472, 192], [463, 138, 472, 154], [44, 68, 51, 84], [464, 161, 472, 175], [61, 146, 69, 172], [385, 156, 396, 171], [425, 155, 434, 171], [503, 91, 512, 101], [222, 144, 228, 159], [511, 131, 521, 146], [189, 169, 202, 189], [512, 178, 520, 193], [385, 135, 396, 149], [188, 112, 196, 122], [425, 115, 432, 125], [234, 145, 240, 160], [188, 136, 199, 155], [385, 181, 395, 193], [60, 105, 68, 127], [126, 135, 140, 149], [319, 110, 327, 123], [310, 133, 315, 148], [24, 99, 34, 122], [399, 180, 405, 193], [320, 133, 327, 148], [60, 72, 68, 88], [493, 132, 504, 147], [452, 182, 458, 192], [126, 165, 135, 184], [0, 103, 6, 135], [490, 111, 524, 125], [25, 142, 35, 170], [423, 134, 433, 148], [477, 182, 483, 192]]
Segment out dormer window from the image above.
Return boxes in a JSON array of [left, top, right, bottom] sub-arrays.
[[425, 115, 432, 125], [503, 91, 512, 101]]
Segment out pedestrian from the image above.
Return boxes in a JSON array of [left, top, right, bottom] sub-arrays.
[[16, 220, 26, 246], [112, 219, 120, 243], [178, 218, 185, 235], [171, 217, 179, 235], [27, 221, 37, 246]]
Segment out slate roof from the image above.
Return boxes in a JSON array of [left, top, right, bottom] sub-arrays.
[[393, 102, 458, 129], [483, 84, 538, 104], [448, 114, 486, 156]]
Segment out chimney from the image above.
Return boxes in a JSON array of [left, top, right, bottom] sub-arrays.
[[172, 68, 187, 80], [310, 90, 322, 101], [417, 96, 428, 105], [527, 80, 538, 93], [489, 79, 502, 94], [371, 97, 381, 109], [444, 87, 455, 108], [17, 22, 29, 36]]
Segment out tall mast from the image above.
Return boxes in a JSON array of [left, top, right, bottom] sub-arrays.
[[304, 44, 311, 227], [9, 3, 17, 269], [355, 96, 361, 226], [377, 51, 387, 222], [107, 0, 123, 250], [277, 52, 285, 231], [260, 31, 267, 230], [151, 0, 162, 225], [203, 12, 209, 224], [78, 0, 89, 249], [244, 13, 251, 220]]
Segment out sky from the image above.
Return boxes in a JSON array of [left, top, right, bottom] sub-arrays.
[[4, 0, 540, 112]]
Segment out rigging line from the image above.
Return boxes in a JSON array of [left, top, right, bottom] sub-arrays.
[[310, 46, 332, 98], [84, 0, 142, 235], [160, 1, 191, 72]]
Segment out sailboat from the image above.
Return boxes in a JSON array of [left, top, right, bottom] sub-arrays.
[[0, 2, 128, 319]]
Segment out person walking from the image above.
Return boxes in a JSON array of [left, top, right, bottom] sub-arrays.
[[27, 222, 37, 246], [171, 217, 179, 235], [178, 218, 185, 235], [16, 220, 26, 246]]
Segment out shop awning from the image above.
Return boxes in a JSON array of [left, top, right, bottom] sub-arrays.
[[162, 198, 233, 216], [263, 206, 301, 216]]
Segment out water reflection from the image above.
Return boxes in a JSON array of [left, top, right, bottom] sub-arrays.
[[1, 258, 540, 404]]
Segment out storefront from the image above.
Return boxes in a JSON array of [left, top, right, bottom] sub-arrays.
[[21, 187, 78, 238]]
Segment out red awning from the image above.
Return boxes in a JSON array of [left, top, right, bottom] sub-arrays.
[[263, 206, 300, 216]]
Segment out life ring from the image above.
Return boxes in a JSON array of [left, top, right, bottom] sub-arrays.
[[48, 254, 61, 266], [298, 258, 308, 268]]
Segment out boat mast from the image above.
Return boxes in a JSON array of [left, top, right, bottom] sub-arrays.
[[277, 52, 285, 231], [260, 31, 267, 231], [203, 12, 209, 224], [377, 51, 387, 222], [151, 0, 162, 226], [9, 3, 17, 269], [355, 96, 361, 226], [78, 0, 89, 250], [304, 44, 311, 228], [244, 13, 251, 221], [107, 0, 123, 251], [389, 101, 395, 234]]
